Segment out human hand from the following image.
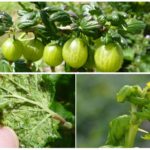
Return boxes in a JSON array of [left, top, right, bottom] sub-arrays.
[[0, 126, 19, 148]]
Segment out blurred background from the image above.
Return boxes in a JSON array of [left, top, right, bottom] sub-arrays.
[[77, 74, 150, 147]]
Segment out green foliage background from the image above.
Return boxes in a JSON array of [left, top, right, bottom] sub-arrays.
[[77, 74, 150, 147]]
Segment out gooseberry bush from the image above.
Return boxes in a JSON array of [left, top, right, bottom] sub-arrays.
[[102, 83, 150, 147], [0, 2, 150, 72]]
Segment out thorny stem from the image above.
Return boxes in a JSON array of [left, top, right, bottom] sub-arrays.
[[125, 104, 141, 147]]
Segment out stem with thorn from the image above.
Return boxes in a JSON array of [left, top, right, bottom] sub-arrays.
[[125, 104, 141, 147]]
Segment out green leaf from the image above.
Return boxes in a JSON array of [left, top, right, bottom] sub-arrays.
[[127, 19, 146, 34], [117, 85, 133, 103], [32, 2, 47, 9], [105, 115, 130, 146], [51, 101, 73, 121], [142, 133, 150, 140], [0, 60, 12, 72], [0, 11, 13, 36], [0, 99, 9, 110], [49, 11, 71, 25], [17, 10, 40, 30], [136, 107, 150, 120], [116, 85, 143, 103], [0, 75, 73, 147], [107, 11, 127, 26], [79, 17, 101, 38], [123, 48, 135, 61]]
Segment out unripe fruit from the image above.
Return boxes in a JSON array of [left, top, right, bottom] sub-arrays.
[[43, 44, 63, 67], [62, 38, 88, 68], [94, 43, 123, 72], [23, 39, 44, 62], [2, 38, 22, 61]]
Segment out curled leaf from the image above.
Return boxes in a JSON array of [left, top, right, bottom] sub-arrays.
[[105, 115, 130, 146], [142, 133, 150, 140], [126, 19, 146, 34], [0, 11, 13, 36], [117, 85, 143, 103], [117, 85, 133, 103]]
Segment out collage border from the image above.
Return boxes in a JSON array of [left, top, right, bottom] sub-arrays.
[[0, 0, 150, 149]]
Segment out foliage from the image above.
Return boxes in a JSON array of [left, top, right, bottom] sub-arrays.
[[0, 74, 75, 147], [103, 83, 150, 147], [77, 75, 150, 147], [0, 2, 149, 72]]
